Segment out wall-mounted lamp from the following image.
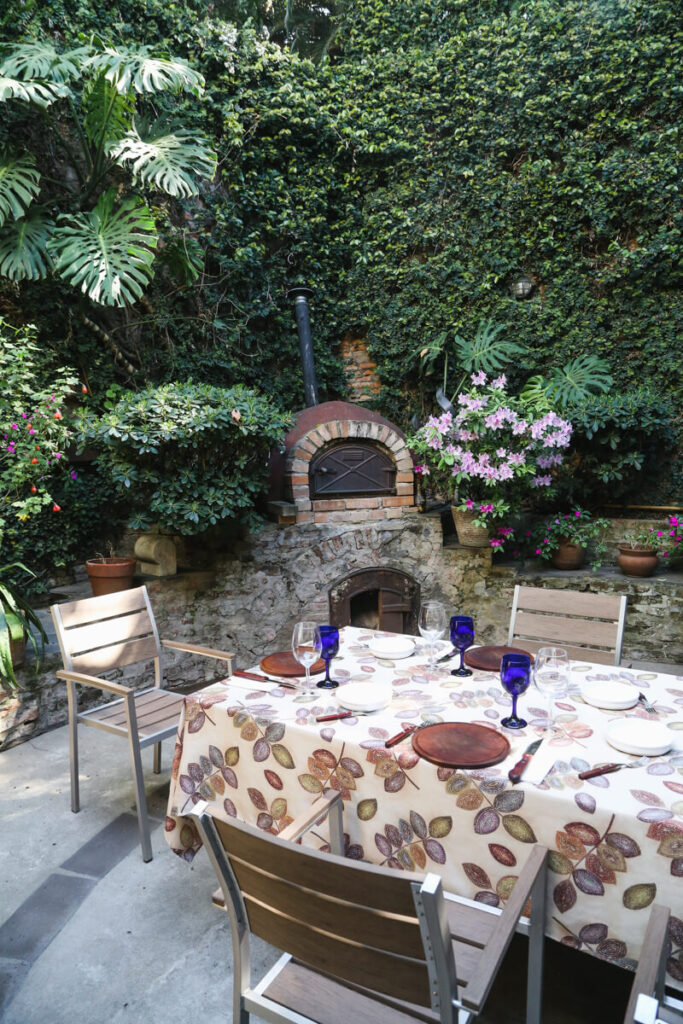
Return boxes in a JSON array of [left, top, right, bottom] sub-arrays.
[[510, 275, 534, 300]]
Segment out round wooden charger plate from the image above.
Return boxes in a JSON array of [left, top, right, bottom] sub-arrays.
[[260, 651, 326, 677], [412, 722, 510, 769], [464, 645, 534, 672]]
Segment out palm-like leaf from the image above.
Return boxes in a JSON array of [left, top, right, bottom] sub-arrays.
[[83, 73, 134, 149], [454, 319, 528, 374], [0, 210, 53, 280], [0, 151, 41, 227], [0, 73, 64, 106], [0, 43, 91, 83], [108, 123, 216, 197], [0, 562, 48, 688], [48, 189, 157, 306], [85, 45, 204, 97], [546, 355, 613, 407]]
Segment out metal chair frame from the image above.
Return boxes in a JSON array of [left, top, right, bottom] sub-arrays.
[[193, 793, 547, 1024], [51, 585, 233, 861], [626, 905, 683, 1024]]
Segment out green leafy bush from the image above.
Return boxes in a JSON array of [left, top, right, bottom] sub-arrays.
[[80, 382, 292, 534], [556, 388, 676, 507]]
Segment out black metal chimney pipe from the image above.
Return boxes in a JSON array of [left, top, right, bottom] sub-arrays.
[[288, 286, 319, 407]]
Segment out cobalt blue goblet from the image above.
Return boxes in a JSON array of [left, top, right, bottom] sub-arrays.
[[500, 652, 531, 729], [450, 615, 474, 677], [315, 625, 340, 689]]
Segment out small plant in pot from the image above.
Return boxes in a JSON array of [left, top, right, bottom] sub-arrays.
[[533, 508, 610, 571], [0, 562, 48, 690], [617, 517, 681, 577], [85, 545, 137, 598]]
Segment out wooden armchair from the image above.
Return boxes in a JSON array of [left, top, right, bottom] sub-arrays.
[[508, 585, 628, 665], [51, 585, 233, 862], [625, 905, 682, 1024], [193, 794, 547, 1024]]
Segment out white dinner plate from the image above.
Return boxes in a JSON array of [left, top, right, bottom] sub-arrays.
[[367, 636, 415, 660], [579, 680, 639, 711], [606, 718, 672, 757], [337, 680, 392, 713]]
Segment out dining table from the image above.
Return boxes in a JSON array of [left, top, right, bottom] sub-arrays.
[[165, 626, 683, 989]]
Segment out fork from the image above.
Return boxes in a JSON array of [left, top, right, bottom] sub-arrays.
[[638, 692, 658, 714], [578, 755, 649, 780]]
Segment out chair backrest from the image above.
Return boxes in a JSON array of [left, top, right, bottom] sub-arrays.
[[197, 808, 458, 1017], [508, 585, 628, 665], [51, 586, 163, 683], [624, 905, 679, 1024]]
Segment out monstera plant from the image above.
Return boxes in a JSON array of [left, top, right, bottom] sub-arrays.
[[0, 39, 216, 305]]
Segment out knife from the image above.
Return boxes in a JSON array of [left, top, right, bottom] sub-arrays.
[[437, 649, 458, 663], [508, 739, 543, 784], [232, 669, 298, 690]]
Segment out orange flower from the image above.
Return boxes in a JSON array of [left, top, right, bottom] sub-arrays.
[[52, 504, 61, 512], [54, 410, 63, 420], [31, 457, 39, 463]]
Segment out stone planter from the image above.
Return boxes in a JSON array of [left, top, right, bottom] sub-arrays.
[[617, 545, 659, 578], [451, 508, 490, 548], [550, 538, 586, 570], [86, 557, 137, 597]]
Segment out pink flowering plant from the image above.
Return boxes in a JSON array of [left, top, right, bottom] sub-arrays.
[[620, 517, 682, 561], [409, 372, 573, 549], [533, 507, 610, 570]]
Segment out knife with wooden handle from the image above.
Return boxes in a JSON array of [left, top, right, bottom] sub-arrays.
[[232, 669, 298, 690], [508, 739, 543, 784]]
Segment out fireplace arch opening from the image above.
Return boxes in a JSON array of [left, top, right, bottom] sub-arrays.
[[329, 568, 420, 634]]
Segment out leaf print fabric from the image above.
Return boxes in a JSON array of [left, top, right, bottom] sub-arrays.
[[165, 628, 683, 989]]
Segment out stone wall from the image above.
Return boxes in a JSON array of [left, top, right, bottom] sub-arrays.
[[2, 511, 681, 750]]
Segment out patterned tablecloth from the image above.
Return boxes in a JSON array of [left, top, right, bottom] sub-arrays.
[[165, 627, 683, 986]]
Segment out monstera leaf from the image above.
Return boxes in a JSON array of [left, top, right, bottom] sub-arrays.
[[0, 73, 64, 106], [48, 189, 157, 306], [0, 152, 41, 227], [108, 122, 216, 197], [83, 73, 134, 149], [85, 45, 204, 96], [522, 355, 613, 409], [0, 210, 53, 280], [454, 319, 528, 374], [0, 43, 91, 83]]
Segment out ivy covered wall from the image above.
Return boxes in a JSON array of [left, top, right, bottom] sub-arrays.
[[2, 0, 682, 483]]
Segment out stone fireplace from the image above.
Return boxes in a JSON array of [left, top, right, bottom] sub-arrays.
[[329, 567, 420, 632]]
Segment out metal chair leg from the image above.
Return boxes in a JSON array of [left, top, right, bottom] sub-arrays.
[[124, 696, 153, 862], [153, 741, 162, 774], [526, 852, 547, 1024], [66, 680, 80, 813]]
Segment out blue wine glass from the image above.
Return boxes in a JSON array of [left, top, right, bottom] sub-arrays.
[[315, 625, 340, 689], [500, 653, 531, 729], [450, 616, 474, 677]]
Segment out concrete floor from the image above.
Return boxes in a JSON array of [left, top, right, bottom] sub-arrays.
[[0, 724, 638, 1023]]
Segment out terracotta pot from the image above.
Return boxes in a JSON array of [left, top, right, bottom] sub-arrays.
[[550, 538, 586, 570], [86, 557, 137, 597], [617, 545, 659, 578], [451, 508, 490, 548]]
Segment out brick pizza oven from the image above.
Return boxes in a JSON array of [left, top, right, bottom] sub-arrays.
[[269, 401, 416, 525]]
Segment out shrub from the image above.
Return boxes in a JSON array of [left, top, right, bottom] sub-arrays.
[[79, 381, 292, 534]]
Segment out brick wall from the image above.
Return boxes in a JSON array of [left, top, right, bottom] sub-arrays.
[[339, 335, 381, 402]]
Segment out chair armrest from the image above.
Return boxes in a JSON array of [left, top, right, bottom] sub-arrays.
[[462, 844, 547, 1010], [161, 639, 234, 662], [279, 791, 344, 854], [56, 668, 130, 697]]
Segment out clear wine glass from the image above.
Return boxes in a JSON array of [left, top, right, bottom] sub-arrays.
[[533, 646, 569, 731], [292, 621, 322, 695], [418, 600, 447, 669], [450, 615, 474, 677], [315, 625, 340, 689], [500, 652, 532, 729]]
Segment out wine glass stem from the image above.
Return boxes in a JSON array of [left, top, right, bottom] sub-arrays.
[[459, 650, 465, 673], [325, 659, 331, 683], [511, 693, 518, 721], [305, 664, 311, 691]]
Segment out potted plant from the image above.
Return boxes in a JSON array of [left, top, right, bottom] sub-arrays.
[[533, 508, 610, 571], [617, 517, 681, 577], [408, 370, 573, 548], [85, 548, 137, 597], [0, 562, 48, 690]]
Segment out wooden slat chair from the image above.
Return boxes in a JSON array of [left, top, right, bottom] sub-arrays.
[[508, 585, 628, 665], [625, 905, 683, 1024], [194, 793, 548, 1024], [51, 585, 233, 862]]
